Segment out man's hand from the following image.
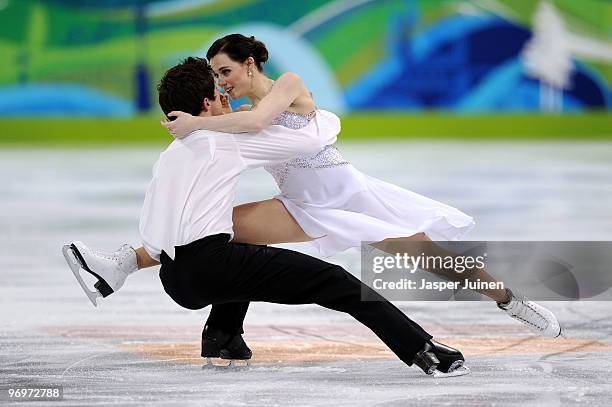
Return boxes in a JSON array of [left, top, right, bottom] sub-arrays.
[[161, 111, 197, 139]]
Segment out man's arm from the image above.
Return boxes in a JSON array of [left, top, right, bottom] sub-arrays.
[[139, 180, 164, 263], [138, 159, 171, 263], [235, 110, 341, 169], [162, 73, 304, 136]]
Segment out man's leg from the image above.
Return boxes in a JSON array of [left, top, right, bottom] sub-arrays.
[[161, 237, 436, 368], [234, 246, 432, 365], [205, 302, 250, 335], [202, 302, 252, 363]]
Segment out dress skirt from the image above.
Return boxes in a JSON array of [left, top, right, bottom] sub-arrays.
[[274, 164, 475, 257]]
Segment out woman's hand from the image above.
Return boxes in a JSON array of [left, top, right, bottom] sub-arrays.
[[235, 104, 253, 112], [220, 93, 233, 114], [161, 111, 198, 139]]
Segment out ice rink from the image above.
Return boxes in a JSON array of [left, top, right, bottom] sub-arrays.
[[1, 141, 612, 406]]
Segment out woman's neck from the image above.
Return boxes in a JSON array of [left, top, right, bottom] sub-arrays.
[[246, 74, 275, 106]]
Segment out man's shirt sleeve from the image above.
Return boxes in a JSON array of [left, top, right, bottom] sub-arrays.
[[234, 110, 341, 169], [138, 157, 166, 262]]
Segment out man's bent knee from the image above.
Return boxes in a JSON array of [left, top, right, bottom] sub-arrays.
[[160, 273, 208, 310]]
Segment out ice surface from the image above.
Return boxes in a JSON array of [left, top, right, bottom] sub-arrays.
[[1, 141, 611, 406]]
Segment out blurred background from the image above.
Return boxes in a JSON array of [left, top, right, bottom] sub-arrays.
[[0, 0, 610, 143]]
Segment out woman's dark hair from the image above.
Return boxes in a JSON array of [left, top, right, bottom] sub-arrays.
[[206, 34, 269, 71], [157, 57, 216, 118]]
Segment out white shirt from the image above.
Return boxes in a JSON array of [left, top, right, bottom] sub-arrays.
[[139, 110, 341, 261]]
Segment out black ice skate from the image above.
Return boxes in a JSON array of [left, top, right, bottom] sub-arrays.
[[413, 340, 469, 378], [201, 325, 252, 367]]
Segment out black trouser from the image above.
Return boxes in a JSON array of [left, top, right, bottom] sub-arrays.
[[159, 234, 432, 366]]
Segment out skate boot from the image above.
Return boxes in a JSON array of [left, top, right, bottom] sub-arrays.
[[413, 340, 469, 378], [201, 325, 252, 367], [497, 289, 562, 338], [62, 241, 137, 307]]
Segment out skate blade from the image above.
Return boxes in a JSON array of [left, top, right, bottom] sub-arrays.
[[203, 357, 251, 369], [432, 365, 470, 378], [62, 245, 102, 307]]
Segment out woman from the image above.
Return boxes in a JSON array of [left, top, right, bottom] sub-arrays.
[[165, 35, 477, 255], [157, 33, 561, 338]]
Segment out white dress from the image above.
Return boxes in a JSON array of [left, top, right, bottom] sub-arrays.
[[264, 111, 475, 257]]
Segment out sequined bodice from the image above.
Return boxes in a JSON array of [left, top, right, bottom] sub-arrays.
[[265, 111, 349, 187], [271, 110, 316, 129]]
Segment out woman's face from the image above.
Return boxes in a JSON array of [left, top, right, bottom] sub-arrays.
[[210, 53, 251, 100]]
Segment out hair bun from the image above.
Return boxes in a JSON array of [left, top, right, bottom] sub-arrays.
[[207, 33, 269, 71], [249, 36, 269, 64]]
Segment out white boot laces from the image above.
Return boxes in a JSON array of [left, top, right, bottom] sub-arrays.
[[510, 294, 548, 332], [89, 244, 133, 265], [114, 244, 135, 267]]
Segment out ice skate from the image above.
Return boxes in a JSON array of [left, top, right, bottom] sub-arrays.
[[413, 340, 469, 378], [201, 325, 252, 368], [498, 289, 562, 338], [429, 340, 470, 378], [61, 241, 137, 307]]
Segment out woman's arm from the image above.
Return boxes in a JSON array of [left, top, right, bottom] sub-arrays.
[[162, 72, 304, 137], [135, 247, 160, 269]]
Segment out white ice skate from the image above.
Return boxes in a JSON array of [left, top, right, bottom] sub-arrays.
[[62, 241, 137, 307], [498, 289, 562, 338]]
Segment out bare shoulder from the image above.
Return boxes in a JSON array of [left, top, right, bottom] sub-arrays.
[[277, 71, 302, 83], [275, 73, 314, 112]]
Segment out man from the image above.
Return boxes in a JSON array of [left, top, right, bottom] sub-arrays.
[[63, 57, 468, 377]]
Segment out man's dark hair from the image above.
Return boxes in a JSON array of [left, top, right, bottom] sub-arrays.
[[157, 57, 216, 118]]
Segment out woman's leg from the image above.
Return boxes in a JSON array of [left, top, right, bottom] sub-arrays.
[[374, 233, 509, 303], [137, 202, 504, 303], [135, 247, 160, 269], [231, 201, 505, 301], [232, 199, 313, 245]]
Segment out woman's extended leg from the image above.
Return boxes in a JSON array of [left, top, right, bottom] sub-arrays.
[[230, 201, 506, 302], [373, 233, 509, 303], [372, 234, 561, 337]]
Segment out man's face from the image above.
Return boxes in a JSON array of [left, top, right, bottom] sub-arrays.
[[209, 89, 224, 116]]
